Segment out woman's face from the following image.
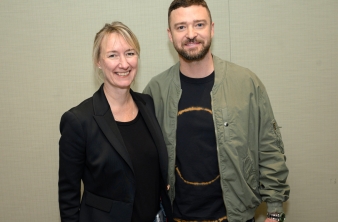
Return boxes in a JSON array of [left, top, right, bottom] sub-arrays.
[[98, 33, 138, 90]]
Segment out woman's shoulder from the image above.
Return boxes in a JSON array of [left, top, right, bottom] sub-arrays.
[[131, 91, 155, 113], [62, 96, 94, 121], [131, 90, 153, 104]]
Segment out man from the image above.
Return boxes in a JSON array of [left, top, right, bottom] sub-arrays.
[[144, 0, 290, 221]]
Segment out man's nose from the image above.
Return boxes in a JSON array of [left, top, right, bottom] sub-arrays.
[[186, 26, 197, 39]]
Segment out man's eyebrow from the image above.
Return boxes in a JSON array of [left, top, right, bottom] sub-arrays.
[[173, 19, 207, 26], [194, 19, 207, 23], [173, 22, 187, 27]]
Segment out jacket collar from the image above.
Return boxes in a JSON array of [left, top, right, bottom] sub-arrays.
[[92, 84, 134, 173], [133, 93, 169, 184], [92, 84, 146, 116], [91, 84, 167, 182], [212, 55, 227, 90], [171, 55, 227, 90]]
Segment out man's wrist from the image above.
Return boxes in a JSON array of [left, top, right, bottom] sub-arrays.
[[266, 212, 285, 222]]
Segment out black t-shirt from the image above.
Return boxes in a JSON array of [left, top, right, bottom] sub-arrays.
[[173, 71, 226, 220], [117, 111, 160, 222]]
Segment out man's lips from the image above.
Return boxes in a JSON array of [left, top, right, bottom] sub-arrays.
[[185, 40, 199, 44], [183, 39, 203, 47]]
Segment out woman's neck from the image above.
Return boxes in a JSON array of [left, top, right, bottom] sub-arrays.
[[103, 85, 138, 122]]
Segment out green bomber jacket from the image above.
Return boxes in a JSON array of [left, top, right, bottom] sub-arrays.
[[143, 55, 290, 222]]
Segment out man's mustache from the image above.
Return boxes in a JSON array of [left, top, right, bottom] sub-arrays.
[[183, 37, 202, 44]]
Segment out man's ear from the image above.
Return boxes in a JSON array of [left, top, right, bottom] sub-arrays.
[[167, 28, 173, 43], [211, 22, 215, 38]]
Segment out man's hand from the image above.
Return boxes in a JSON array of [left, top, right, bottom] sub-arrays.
[[265, 218, 278, 222]]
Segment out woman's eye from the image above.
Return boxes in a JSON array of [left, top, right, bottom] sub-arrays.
[[109, 54, 117, 58], [126, 52, 136, 57]]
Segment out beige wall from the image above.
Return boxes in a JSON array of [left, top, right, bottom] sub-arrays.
[[0, 1, 337, 221]]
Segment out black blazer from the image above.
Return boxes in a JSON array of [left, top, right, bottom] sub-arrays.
[[59, 85, 172, 222]]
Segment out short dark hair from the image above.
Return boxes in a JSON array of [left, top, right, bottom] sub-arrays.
[[168, 0, 212, 28]]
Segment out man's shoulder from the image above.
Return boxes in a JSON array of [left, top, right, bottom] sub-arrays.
[[213, 55, 253, 75], [144, 62, 180, 93], [214, 55, 259, 79], [212, 55, 265, 92], [152, 62, 179, 82]]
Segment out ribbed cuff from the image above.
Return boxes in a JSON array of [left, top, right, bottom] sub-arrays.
[[267, 201, 283, 213]]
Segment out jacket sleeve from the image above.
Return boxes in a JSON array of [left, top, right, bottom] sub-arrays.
[[58, 111, 86, 222], [257, 85, 290, 213], [143, 83, 153, 97]]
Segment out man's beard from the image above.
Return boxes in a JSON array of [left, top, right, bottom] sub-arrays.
[[173, 37, 211, 61]]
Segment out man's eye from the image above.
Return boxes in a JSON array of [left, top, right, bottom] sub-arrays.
[[196, 23, 204, 28], [177, 26, 185, 30]]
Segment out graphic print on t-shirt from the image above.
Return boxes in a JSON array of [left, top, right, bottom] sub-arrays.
[[176, 106, 220, 186], [173, 72, 226, 221]]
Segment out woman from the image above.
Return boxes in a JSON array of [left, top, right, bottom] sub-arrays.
[[58, 21, 171, 222]]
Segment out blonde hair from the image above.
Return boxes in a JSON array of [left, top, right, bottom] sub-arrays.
[[92, 21, 140, 79]]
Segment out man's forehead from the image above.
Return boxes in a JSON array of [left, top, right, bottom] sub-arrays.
[[170, 5, 210, 23]]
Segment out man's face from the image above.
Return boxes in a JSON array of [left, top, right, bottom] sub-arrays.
[[168, 5, 214, 61]]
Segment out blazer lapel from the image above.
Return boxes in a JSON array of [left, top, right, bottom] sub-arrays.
[[131, 91, 169, 183], [92, 85, 134, 173]]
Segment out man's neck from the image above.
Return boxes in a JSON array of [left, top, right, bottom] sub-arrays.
[[179, 52, 214, 78]]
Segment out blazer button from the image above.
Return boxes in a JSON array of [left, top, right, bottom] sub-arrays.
[[224, 122, 229, 127]]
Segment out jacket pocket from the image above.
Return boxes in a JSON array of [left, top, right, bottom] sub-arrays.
[[242, 155, 258, 191], [271, 119, 284, 153], [85, 190, 114, 212], [82, 190, 133, 221]]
